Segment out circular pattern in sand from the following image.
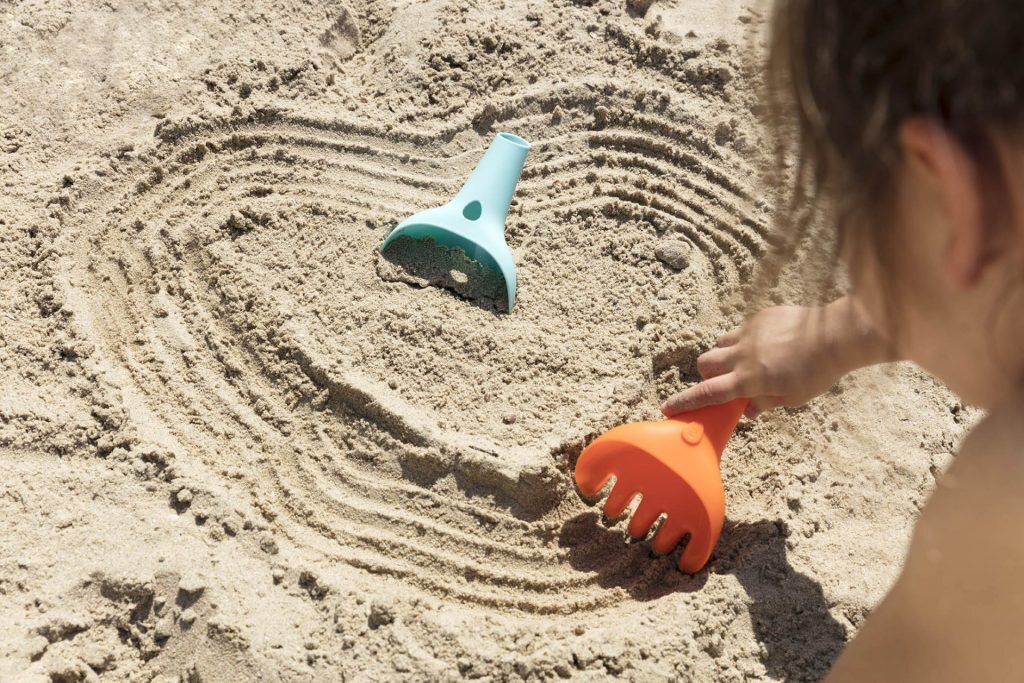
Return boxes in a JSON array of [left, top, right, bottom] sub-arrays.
[[65, 87, 767, 615]]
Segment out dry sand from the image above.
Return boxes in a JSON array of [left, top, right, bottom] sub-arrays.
[[0, 0, 969, 680]]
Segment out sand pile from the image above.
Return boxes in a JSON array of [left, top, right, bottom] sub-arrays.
[[0, 0, 967, 680]]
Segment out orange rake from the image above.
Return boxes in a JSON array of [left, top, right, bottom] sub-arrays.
[[573, 399, 748, 573]]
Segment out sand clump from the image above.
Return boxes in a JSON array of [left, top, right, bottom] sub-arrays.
[[0, 0, 968, 681]]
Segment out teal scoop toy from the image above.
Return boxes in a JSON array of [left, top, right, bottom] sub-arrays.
[[379, 132, 530, 310]]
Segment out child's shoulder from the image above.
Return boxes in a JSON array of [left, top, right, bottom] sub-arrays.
[[923, 396, 1024, 557], [827, 396, 1024, 682], [951, 395, 1024, 490], [888, 397, 1024, 677]]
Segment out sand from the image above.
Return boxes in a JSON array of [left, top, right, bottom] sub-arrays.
[[0, 0, 969, 680]]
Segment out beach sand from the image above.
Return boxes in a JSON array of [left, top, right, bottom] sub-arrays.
[[0, 0, 968, 680]]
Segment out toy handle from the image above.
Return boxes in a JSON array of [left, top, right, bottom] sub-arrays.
[[453, 132, 530, 228], [678, 398, 749, 461]]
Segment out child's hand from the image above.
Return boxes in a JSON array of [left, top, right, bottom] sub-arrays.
[[660, 298, 889, 419]]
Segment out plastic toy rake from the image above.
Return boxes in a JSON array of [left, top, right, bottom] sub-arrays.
[[573, 399, 748, 573], [379, 132, 530, 310]]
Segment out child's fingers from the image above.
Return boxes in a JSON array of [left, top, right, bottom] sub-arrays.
[[716, 328, 743, 348], [744, 396, 785, 419], [660, 373, 742, 416], [696, 346, 736, 379]]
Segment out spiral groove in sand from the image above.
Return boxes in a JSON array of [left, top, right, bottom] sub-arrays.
[[65, 91, 764, 614]]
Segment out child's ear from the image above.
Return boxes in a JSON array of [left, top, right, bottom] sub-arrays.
[[898, 118, 986, 288]]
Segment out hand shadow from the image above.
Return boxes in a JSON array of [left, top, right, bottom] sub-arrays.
[[559, 514, 847, 681], [716, 519, 847, 681], [377, 236, 508, 313]]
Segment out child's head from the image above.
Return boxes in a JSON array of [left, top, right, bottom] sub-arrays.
[[768, 0, 1024, 407]]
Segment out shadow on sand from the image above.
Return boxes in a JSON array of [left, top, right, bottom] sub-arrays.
[[377, 236, 508, 313], [559, 514, 847, 679]]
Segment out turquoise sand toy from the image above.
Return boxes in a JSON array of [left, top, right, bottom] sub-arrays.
[[379, 132, 530, 310]]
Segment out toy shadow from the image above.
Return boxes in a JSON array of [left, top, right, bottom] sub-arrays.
[[558, 514, 846, 680], [377, 237, 508, 313]]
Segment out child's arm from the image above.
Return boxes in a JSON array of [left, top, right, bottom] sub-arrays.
[[826, 399, 1024, 681], [661, 296, 896, 418]]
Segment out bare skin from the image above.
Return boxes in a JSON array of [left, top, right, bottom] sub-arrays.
[[661, 118, 1024, 679], [660, 297, 894, 420], [829, 398, 1024, 681]]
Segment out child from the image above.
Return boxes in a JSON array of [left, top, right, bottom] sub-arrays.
[[661, 1, 1024, 679]]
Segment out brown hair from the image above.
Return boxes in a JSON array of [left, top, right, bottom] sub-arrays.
[[764, 0, 1024, 324]]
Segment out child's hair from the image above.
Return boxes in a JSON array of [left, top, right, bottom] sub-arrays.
[[765, 0, 1024, 324]]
